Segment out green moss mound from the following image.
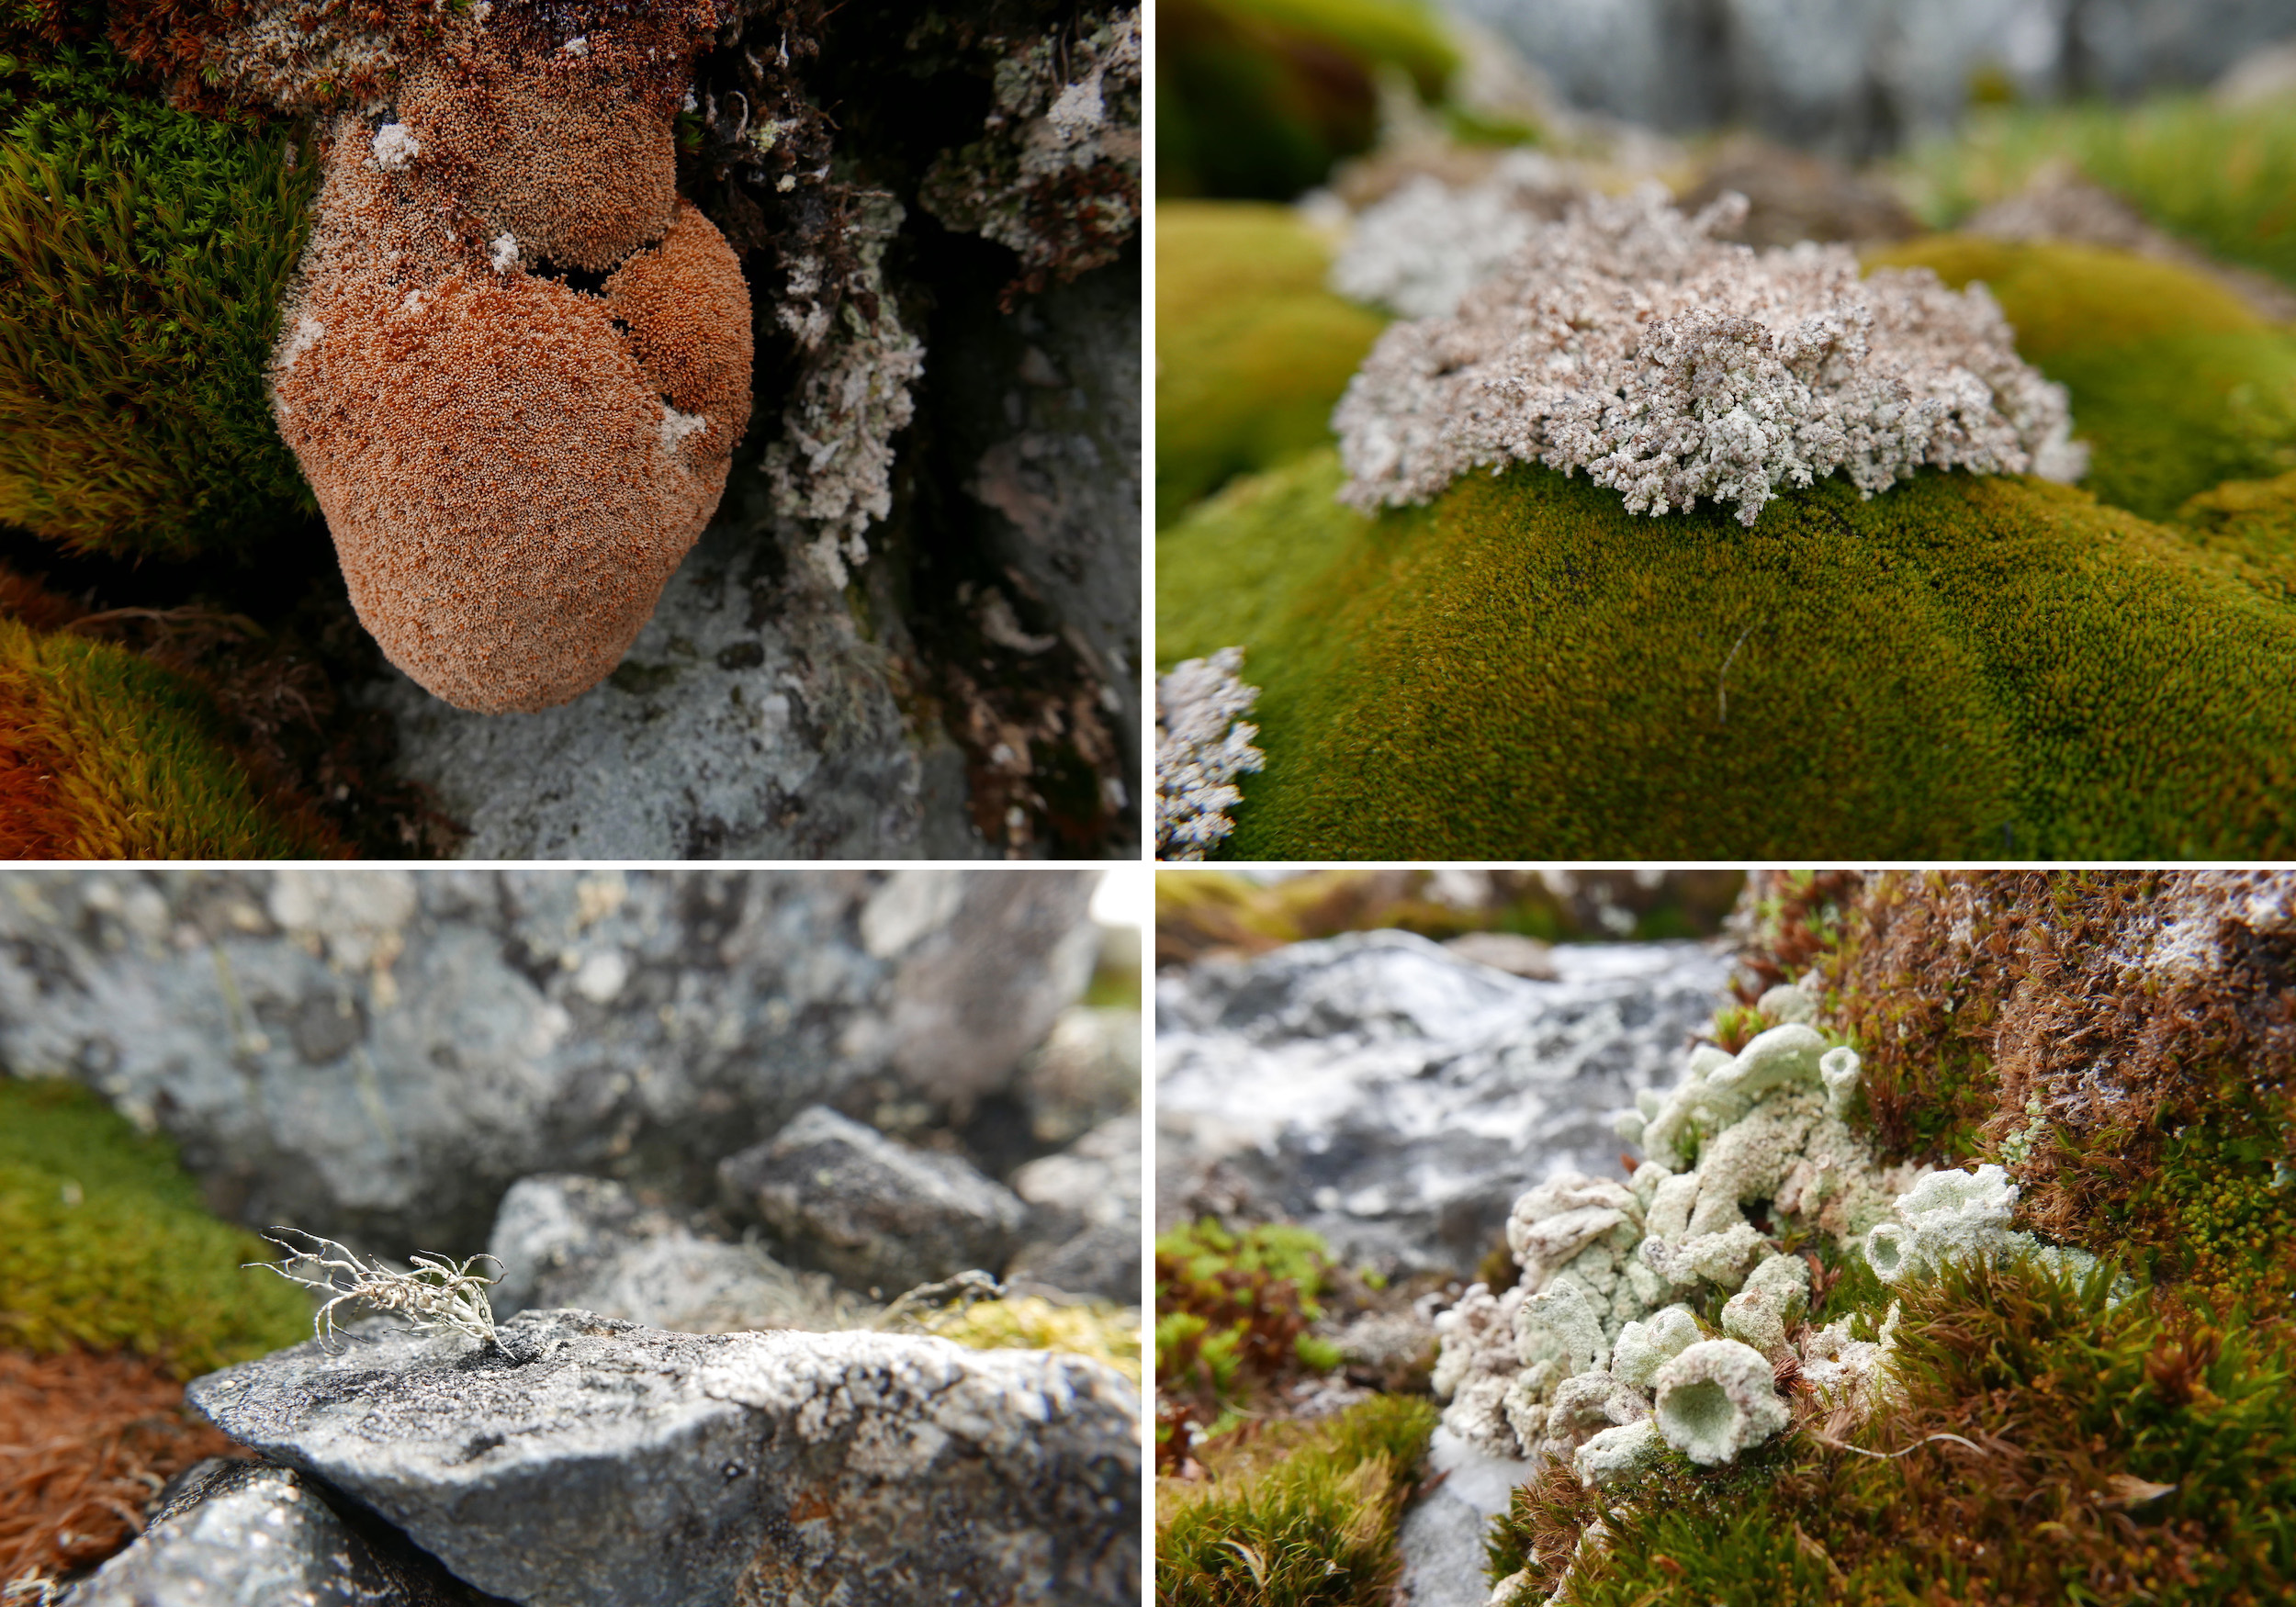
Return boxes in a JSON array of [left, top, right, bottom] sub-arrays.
[[1156, 202, 1386, 524], [0, 40, 319, 557], [1865, 237, 2296, 522], [1, 612, 343, 858], [1157, 1394, 1439, 1607], [0, 1077, 313, 1377], [1158, 0, 1459, 201], [1159, 450, 2296, 858], [2176, 469, 2296, 601], [1897, 92, 2296, 289]]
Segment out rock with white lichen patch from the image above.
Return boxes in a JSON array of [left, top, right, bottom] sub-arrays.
[[187, 1309, 1140, 1607]]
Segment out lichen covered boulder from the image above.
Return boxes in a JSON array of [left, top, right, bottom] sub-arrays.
[[1158, 447, 2296, 857], [271, 6, 752, 714]]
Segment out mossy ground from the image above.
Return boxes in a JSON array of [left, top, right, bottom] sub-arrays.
[[0, 609, 346, 857], [1896, 92, 2296, 289], [1158, 0, 1460, 202], [1156, 202, 1387, 524], [1156, 1393, 1440, 1607], [0, 40, 319, 557], [926, 1295, 1142, 1382], [1160, 450, 2296, 858], [1865, 238, 2296, 522], [0, 1076, 314, 1379]]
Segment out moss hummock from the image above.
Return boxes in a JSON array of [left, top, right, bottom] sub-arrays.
[[1156, 201, 1386, 525], [0, 1077, 313, 1378], [1161, 449, 2296, 859], [1863, 238, 2296, 523]]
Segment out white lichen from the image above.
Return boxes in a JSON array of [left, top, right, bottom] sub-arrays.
[[248, 1227, 501, 1351], [1334, 185, 2088, 526], [489, 231, 520, 273], [1863, 1162, 2104, 1288], [370, 122, 422, 172], [1154, 646, 1266, 861], [658, 404, 710, 453], [1328, 149, 1579, 320], [1653, 1338, 1790, 1465]]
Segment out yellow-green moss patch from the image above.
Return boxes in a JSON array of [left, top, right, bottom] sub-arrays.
[[1164, 451, 2296, 858], [1156, 202, 1387, 525], [0, 1078, 314, 1378]]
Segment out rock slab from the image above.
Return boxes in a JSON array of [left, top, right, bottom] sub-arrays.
[[1155, 930, 1731, 1272], [720, 1104, 1027, 1293], [188, 1310, 1141, 1607], [66, 1458, 502, 1607]]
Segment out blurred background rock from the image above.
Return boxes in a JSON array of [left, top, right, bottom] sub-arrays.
[[0, 867, 1144, 1595]]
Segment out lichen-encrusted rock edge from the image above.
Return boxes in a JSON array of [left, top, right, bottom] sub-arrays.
[[188, 1310, 1141, 1607]]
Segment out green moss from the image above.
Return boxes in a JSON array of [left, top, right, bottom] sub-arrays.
[[926, 1295, 1142, 1382], [1161, 448, 2296, 858], [1157, 1394, 1440, 1607], [2176, 469, 2296, 601], [1156, 202, 1387, 524], [1159, 0, 1458, 201], [1895, 92, 2296, 289], [1, 612, 343, 858], [0, 1076, 314, 1378], [1496, 1255, 2296, 1607], [1863, 237, 2296, 523], [0, 41, 320, 557], [1157, 1219, 1339, 1441]]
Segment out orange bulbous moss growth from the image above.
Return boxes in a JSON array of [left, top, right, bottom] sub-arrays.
[[269, 2, 751, 714]]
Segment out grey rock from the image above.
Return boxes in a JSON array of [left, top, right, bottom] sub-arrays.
[[1007, 1114, 1142, 1304], [720, 1106, 1028, 1294], [486, 1175, 873, 1333], [1442, 931, 1558, 981], [66, 1458, 502, 1607], [1394, 1486, 1498, 1607], [0, 869, 1097, 1253], [1155, 930, 1731, 1273], [1018, 1006, 1143, 1149], [369, 485, 992, 860], [1456, 0, 2296, 158], [188, 1310, 1140, 1607], [933, 258, 1142, 807]]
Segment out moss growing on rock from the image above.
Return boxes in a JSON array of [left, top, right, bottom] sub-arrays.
[[1863, 238, 2296, 523], [0, 41, 319, 557], [1156, 202, 1386, 525], [1160, 451, 2296, 859], [2176, 469, 2296, 601], [0, 1077, 313, 1378], [0, 611, 343, 858]]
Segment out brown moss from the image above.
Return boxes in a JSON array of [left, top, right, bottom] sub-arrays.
[[604, 197, 756, 460], [1808, 872, 2296, 1276], [0, 1346, 253, 1588], [274, 29, 750, 714]]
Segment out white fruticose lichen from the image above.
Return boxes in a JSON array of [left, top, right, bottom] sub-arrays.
[[248, 1227, 501, 1351], [658, 405, 710, 454], [489, 231, 520, 273], [370, 122, 422, 172], [1333, 185, 2088, 526], [1430, 983, 1920, 1476], [1653, 1338, 1790, 1466], [1154, 646, 1266, 861], [1863, 1162, 2103, 1288], [1327, 149, 1579, 320]]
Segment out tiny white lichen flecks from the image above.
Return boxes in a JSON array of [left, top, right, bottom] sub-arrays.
[[371, 122, 421, 171], [1154, 646, 1265, 860], [1333, 185, 2088, 526], [489, 231, 520, 273]]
